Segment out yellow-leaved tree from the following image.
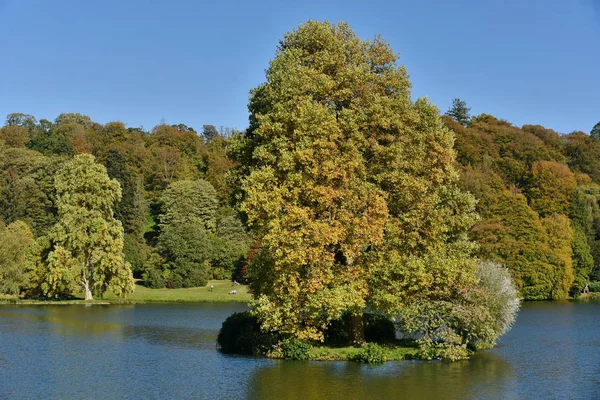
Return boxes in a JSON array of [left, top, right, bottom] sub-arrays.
[[232, 21, 507, 353]]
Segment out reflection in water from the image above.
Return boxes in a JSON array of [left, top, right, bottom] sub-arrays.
[[248, 352, 513, 400], [0, 301, 599, 399]]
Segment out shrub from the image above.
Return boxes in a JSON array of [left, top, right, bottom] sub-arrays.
[[416, 338, 469, 362], [217, 312, 279, 356], [280, 338, 311, 360], [350, 343, 386, 364], [477, 261, 520, 339]]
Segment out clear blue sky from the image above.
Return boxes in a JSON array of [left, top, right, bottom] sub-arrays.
[[1, 0, 599, 134]]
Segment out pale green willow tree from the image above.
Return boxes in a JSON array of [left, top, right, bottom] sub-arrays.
[[29, 154, 134, 300], [232, 21, 481, 344]]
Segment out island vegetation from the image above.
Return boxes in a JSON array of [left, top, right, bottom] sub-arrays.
[[1, 20, 599, 361]]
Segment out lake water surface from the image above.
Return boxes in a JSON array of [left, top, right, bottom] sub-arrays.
[[1, 300, 599, 399]]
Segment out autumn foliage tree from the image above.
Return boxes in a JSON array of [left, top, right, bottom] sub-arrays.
[[235, 21, 481, 345]]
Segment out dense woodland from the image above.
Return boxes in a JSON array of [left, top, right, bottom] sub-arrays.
[[0, 114, 250, 294], [0, 20, 597, 356], [3, 103, 599, 301]]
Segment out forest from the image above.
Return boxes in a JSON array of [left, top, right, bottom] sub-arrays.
[[3, 100, 599, 302], [1, 20, 598, 357]]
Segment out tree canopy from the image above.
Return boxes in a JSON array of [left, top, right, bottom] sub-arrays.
[[29, 154, 134, 300], [234, 21, 482, 348]]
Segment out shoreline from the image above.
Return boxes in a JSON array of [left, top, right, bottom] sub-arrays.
[[0, 280, 252, 305]]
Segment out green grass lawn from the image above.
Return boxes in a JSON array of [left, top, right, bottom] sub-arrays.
[[106, 280, 252, 303], [0, 280, 252, 304]]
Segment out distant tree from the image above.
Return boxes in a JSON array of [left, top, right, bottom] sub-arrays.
[[106, 149, 146, 235], [54, 113, 94, 129], [527, 161, 576, 217], [212, 213, 251, 278], [202, 125, 219, 142], [160, 180, 218, 231], [158, 222, 214, 288], [5, 113, 37, 130], [571, 226, 594, 297], [446, 98, 471, 126], [29, 154, 134, 300], [29, 123, 75, 156], [0, 126, 29, 147], [564, 132, 600, 183], [156, 180, 219, 287], [0, 147, 59, 236], [172, 123, 195, 133], [0, 221, 34, 295], [203, 136, 237, 203], [590, 121, 600, 141]]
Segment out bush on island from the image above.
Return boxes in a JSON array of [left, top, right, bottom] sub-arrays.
[[217, 312, 279, 355], [280, 338, 311, 360], [350, 343, 386, 364]]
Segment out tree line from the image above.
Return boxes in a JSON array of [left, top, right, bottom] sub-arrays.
[[446, 99, 600, 300], [0, 113, 250, 298]]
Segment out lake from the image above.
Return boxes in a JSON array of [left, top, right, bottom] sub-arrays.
[[1, 300, 599, 399]]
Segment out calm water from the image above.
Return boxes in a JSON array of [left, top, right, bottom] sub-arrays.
[[1, 301, 599, 399]]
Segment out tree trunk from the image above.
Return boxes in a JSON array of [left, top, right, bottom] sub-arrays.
[[84, 253, 94, 301], [348, 313, 366, 346], [84, 281, 93, 301]]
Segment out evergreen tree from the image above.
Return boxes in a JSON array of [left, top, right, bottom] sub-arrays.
[[446, 98, 471, 126]]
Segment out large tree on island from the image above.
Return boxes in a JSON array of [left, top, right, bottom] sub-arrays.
[[29, 154, 134, 300], [233, 21, 480, 345]]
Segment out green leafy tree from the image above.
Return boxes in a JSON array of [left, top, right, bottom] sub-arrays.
[[564, 132, 600, 183], [571, 226, 594, 297], [0, 221, 34, 295], [202, 125, 219, 143], [30, 123, 74, 156], [158, 222, 214, 287], [212, 213, 251, 278], [105, 149, 147, 235], [54, 113, 94, 129], [156, 179, 219, 287], [0, 147, 60, 236], [446, 98, 471, 126], [29, 154, 134, 300], [590, 121, 600, 141], [5, 113, 37, 130], [236, 21, 480, 344], [160, 180, 218, 231]]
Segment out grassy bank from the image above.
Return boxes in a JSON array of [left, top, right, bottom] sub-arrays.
[[307, 341, 419, 361], [0, 280, 252, 304]]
